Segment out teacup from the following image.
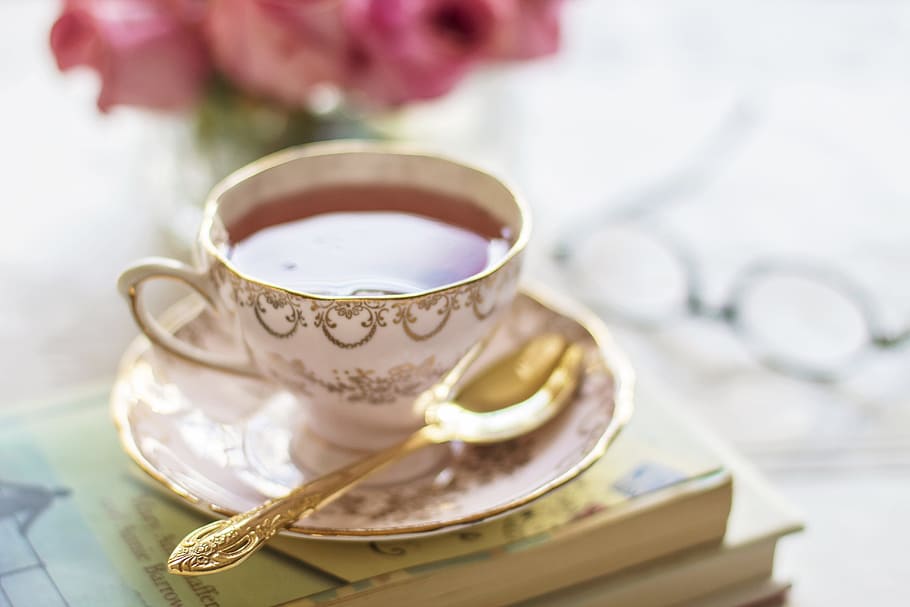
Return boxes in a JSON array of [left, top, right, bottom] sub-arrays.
[[118, 141, 528, 456]]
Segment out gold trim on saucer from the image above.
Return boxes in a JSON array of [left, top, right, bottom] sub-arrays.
[[110, 284, 635, 539]]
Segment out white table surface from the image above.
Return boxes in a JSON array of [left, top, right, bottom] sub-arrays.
[[2, 1, 909, 605]]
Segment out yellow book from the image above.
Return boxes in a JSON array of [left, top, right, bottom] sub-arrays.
[[275, 384, 734, 606], [519, 384, 803, 607]]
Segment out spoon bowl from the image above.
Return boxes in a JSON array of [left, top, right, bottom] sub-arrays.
[[425, 344, 584, 444]]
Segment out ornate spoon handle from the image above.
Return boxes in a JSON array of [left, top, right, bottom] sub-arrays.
[[167, 426, 442, 575]]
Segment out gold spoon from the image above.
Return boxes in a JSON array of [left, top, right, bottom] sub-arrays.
[[167, 335, 585, 576]]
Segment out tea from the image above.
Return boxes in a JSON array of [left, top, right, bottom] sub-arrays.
[[227, 185, 512, 296]]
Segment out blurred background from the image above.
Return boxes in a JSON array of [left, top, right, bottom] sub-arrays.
[[1, 1, 908, 604]]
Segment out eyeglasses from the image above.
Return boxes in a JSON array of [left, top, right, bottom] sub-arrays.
[[553, 102, 909, 381]]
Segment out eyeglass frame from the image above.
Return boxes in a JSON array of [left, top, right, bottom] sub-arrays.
[[551, 100, 910, 381]]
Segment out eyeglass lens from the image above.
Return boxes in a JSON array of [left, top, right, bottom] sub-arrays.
[[569, 225, 872, 376]]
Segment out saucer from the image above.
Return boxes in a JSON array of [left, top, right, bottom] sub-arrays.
[[111, 285, 634, 541]]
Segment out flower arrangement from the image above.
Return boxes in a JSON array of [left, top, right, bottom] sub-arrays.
[[49, 0, 564, 245], [49, 0, 564, 113]]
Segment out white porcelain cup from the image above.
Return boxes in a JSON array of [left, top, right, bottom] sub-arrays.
[[118, 141, 529, 456]]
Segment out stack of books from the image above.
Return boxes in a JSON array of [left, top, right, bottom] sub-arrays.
[[0, 383, 801, 606], [272, 384, 801, 607]]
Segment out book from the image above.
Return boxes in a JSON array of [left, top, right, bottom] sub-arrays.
[[679, 579, 791, 607], [526, 574, 792, 607], [272, 382, 801, 607], [0, 382, 732, 606], [516, 388, 804, 606]]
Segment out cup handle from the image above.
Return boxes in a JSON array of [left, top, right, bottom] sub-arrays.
[[118, 257, 259, 376]]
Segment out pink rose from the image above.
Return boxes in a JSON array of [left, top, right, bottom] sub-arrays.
[[205, 0, 351, 108], [491, 0, 564, 60], [343, 0, 504, 105], [163, 0, 208, 22], [50, 0, 211, 112]]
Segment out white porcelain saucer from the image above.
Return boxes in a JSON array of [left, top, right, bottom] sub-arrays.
[[111, 285, 634, 541]]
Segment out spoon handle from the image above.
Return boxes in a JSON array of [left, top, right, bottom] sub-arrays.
[[167, 426, 441, 576]]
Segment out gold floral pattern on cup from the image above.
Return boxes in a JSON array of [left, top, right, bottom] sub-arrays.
[[266, 353, 446, 405], [212, 260, 520, 348]]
